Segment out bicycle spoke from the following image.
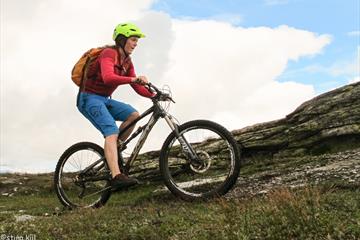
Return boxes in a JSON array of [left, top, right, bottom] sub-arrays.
[[57, 146, 111, 208], [161, 120, 240, 200]]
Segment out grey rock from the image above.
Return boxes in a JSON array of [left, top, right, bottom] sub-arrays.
[[233, 82, 360, 161], [1, 179, 17, 184], [15, 214, 35, 222]]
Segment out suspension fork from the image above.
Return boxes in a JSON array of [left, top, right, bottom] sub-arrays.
[[163, 115, 200, 163]]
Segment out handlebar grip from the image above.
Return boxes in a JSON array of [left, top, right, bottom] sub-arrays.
[[146, 84, 155, 94], [147, 83, 159, 92]]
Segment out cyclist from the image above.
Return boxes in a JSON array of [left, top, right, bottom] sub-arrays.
[[77, 23, 154, 190]]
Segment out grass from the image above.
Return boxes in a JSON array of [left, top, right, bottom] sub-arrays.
[[1, 175, 359, 240]]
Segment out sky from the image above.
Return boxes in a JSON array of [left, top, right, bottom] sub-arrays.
[[1, 0, 359, 173]]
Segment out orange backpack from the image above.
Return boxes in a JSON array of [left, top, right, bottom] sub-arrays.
[[71, 47, 107, 87]]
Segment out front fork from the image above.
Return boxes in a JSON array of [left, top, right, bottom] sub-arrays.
[[164, 115, 200, 164]]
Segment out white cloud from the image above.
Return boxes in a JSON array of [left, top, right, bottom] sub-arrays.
[[164, 20, 328, 128], [1, 1, 331, 172], [212, 81, 315, 128]]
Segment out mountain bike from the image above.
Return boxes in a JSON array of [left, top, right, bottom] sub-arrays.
[[54, 83, 241, 208]]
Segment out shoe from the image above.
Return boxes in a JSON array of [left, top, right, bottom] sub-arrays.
[[110, 174, 138, 191]]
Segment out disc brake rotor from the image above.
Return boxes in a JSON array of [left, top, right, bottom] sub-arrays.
[[190, 150, 212, 173]]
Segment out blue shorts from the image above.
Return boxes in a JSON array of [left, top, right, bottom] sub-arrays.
[[77, 92, 137, 137]]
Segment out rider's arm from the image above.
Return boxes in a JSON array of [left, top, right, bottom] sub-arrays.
[[128, 63, 155, 98], [99, 49, 134, 86]]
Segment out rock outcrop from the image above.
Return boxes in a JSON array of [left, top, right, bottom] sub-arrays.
[[228, 149, 360, 199], [233, 82, 360, 162], [124, 82, 360, 181]]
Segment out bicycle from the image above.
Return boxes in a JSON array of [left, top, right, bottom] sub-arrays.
[[54, 83, 242, 208]]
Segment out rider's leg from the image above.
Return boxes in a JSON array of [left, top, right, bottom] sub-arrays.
[[119, 112, 140, 141], [78, 94, 138, 187], [105, 111, 139, 178], [104, 134, 121, 178], [105, 133, 138, 189]]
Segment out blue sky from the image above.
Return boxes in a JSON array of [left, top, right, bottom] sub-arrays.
[[152, 0, 360, 93]]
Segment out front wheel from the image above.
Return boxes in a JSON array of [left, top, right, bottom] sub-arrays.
[[159, 120, 241, 200]]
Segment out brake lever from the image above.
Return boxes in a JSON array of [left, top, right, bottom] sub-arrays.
[[168, 96, 175, 103], [147, 83, 175, 103], [163, 94, 176, 103]]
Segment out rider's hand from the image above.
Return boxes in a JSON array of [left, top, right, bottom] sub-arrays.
[[132, 76, 149, 86]]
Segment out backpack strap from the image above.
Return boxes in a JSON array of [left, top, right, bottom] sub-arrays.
[[115, 47, 124, 71], [79, 56, 92, 91], [76, 56, 92, 106]]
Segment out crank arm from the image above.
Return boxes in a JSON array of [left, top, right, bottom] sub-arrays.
[[79, 186, 112, 199]]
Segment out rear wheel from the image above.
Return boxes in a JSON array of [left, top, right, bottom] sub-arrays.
[[54, 142, 112, 208], [159, 120, 241, 201]]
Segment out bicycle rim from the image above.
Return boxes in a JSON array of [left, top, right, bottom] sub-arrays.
[[58, 146, 110, 208], [163, 123, 238, 199]]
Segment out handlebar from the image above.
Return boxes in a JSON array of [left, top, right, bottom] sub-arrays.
[[146, 83, 175, 103]]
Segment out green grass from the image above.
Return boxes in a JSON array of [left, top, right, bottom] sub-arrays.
[[1, 177, 359, 240]]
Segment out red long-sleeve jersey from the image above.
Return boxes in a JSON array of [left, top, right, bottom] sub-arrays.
[[82, 47, 153, 98]]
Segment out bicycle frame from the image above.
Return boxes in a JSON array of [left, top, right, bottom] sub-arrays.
[[78, 91, 198, 183], [78, 100, 177, 181], [118, 99, 179, 172]]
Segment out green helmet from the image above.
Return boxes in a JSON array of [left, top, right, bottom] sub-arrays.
[[112, 23, 146, 40]]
